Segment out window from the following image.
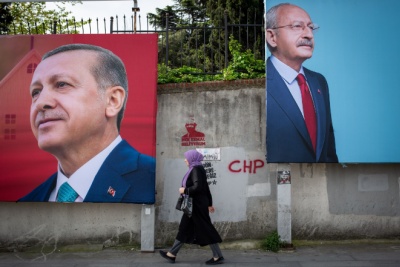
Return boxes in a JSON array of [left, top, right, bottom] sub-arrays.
[[5, 114, 16, 124], [27, 63, 38, 74], [4, 114, 16, 140], [4, 129, 16, 140]]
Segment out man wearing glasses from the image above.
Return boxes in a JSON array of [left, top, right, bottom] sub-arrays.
[[266, 3, 338, 163]]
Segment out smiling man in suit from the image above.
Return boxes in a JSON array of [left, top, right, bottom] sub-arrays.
[[266, 3, 338, 163], [19, 44, 155, 203]]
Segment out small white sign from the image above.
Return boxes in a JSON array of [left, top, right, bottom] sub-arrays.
[[196, 148, 221, 161]]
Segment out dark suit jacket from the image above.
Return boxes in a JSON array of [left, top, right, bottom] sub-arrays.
[[19, 140, 156, 203], [266, 57, 338, 163]]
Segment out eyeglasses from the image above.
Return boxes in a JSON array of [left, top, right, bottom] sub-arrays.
[[271, 21, 319, 33]]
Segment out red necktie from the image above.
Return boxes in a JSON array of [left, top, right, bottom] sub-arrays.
[[297, 74, 317, 152]]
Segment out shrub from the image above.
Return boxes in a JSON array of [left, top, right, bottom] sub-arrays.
[[157, 36, 265, 84], [261, 231, 282, 252]]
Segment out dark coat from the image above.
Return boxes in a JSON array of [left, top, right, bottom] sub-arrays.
[[267, 57, 338, 163], [18, 140, 156, 204], [176, 165, 222, 246]]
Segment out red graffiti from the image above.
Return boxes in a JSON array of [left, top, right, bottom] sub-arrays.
[[181, 122, 205, 146], [228, 159, 265, 174]]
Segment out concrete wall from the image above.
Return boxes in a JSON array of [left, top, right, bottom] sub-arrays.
[[1, 78, 399, 250], [0, 203, 142, 250], [288, 163, 400, 239], [155, 79, 271, 245], [155, 79, 400, 243]]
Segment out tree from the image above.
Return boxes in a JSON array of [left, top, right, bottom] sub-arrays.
[[147, 0, 208, 29], [6, 1, 85, 34], [179, 0, 208, 25], [0, 3, 13, 35], [148, 0, 264, 73], [206, 0, 264, 55], [147, 5, 179, 29], [148, 1, 213, 71]]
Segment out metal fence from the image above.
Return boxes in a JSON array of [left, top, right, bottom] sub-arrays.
[[6, 10, 265, 74]]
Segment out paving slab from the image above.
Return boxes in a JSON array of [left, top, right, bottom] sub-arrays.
[[0, 242, 399, 267]]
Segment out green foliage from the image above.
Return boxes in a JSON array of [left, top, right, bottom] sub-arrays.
[[158, 36, 265, 84], [206, 0, 264, 27], [0, 3, 13, 34], [6, 2, 86, 34], [261, 231, 282, 252], [148, 5, 179, 29], [148, 0, 208, 29], [158, 64, 216, 84], [151, 0, 263, 74], [220, 35, 265, 81]]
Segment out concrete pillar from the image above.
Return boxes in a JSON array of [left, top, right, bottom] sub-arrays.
[[276, 164, 292, 244], [140, 204, 155, 252]]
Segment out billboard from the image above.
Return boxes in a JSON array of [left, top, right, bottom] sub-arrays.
[[0, 34, 157, 202], [266, 0, 400, 163]]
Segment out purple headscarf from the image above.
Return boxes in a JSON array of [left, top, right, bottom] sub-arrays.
[[181, 150, 204, 187]]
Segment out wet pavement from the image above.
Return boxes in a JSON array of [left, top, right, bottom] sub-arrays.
[[1, 241, 400, 266]]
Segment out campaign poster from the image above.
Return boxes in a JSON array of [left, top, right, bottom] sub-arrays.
[[266, 0, 400, 163], [0, 34, 157, 202]]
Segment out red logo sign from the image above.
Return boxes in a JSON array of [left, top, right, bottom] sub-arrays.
[[181, 120, 205, 146]]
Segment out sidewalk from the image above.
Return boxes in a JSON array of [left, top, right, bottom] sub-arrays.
[[1, 240, 400, 266]]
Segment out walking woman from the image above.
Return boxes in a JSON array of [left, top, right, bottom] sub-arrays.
[[159, 150, 224, 265]]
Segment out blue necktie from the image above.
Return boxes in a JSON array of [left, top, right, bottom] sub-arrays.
[[57, 182, 78, 202]]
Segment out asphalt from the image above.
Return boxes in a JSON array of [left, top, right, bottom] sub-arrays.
[[1, 240, 400, 267]]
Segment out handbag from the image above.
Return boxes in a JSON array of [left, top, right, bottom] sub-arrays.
[[175, 195, 183, 211], [181, 189, 193, 217]]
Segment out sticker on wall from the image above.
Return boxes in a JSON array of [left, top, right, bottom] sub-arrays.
[[181, 116, 206, 146], [203, 161, 218, 186], [196, 148, 220, 161], [277, 170, 291, 185]]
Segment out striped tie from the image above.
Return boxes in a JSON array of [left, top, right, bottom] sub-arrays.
[[57, 182, 78, 202]]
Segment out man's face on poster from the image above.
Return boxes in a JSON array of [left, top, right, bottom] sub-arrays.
[[29, 50, 107, 155], [268, 5, 315, 67]]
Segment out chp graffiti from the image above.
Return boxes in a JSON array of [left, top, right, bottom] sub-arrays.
[[203, 161, 218, 186], [228, 159, 265, 174]]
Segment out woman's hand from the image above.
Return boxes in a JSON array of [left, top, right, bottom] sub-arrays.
[[208, 206, 215, 213], [179, 187, 185, 194]]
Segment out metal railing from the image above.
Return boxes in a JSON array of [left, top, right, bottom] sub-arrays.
[[5, 11, 265, 74]]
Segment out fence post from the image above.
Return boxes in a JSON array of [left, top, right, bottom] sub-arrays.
[[52, 20, 57, 34], [116, 15, 119, 32], [224, 10, 228, 68], [165, 13, 169, 66], [203, 23, 206, 73], [110, 16, 114, 34]]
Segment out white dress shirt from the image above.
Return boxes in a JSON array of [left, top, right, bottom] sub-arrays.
[[270, 55, 308, 117], [49, 135, 123, 202]]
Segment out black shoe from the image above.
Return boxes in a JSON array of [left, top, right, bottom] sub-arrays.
[[205, 257, 224, 265], [159, 250, 176, 263]]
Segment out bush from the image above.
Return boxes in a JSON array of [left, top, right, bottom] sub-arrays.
[[157, 64, 216, 84], [221, 35, 265, 81], [261, 231, 282, 252], [157, 36, 265, 84]]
